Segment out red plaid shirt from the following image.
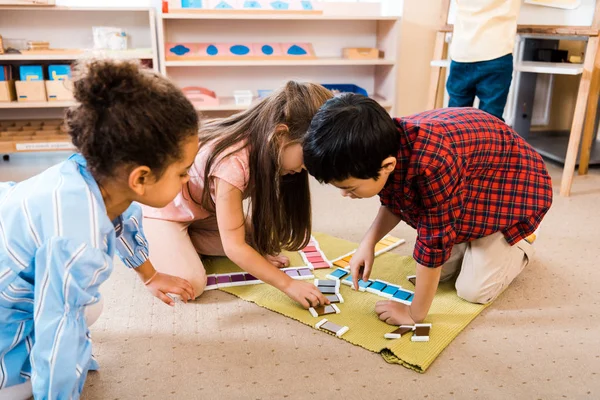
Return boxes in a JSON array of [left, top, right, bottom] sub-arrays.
[[379, 108, 553, 268]]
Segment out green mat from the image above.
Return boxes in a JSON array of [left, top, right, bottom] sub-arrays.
[[203, 233, 488, 373]]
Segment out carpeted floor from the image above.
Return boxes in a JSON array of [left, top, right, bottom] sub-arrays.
[[1, 153, 599, 399]]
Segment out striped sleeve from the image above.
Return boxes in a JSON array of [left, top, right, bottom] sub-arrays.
[[115, 202, 150, 269], [31, 237, 111, 399]]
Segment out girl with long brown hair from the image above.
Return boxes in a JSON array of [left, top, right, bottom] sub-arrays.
[[142, 81, 333, 308]]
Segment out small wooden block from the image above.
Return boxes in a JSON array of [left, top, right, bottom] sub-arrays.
[[411, 323, 432, 342], [314, 279, 337, 287], [342, 47, 382, 60], [326, 293, 344, 304], [384, 325, 414, 339], [205, 274, 218, 290], [326, 268, 349, 280], [333, 259, 349, 268], [315, 319, 349, 337], [311, 261, 331, 269], [407, 275, 416, 285], [309, 304, 340, 318]]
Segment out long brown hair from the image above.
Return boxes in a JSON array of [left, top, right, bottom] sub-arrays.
[[197, 81, 332, 255]]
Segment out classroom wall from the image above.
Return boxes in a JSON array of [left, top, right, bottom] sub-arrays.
[[394, 0, 445, 117]]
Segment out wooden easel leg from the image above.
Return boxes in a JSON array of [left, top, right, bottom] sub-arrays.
[[560, 36, 599, 196], [426, 31, 446, 110], [578, 38, 600, 176]]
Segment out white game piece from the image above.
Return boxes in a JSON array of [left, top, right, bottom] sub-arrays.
[[384, 325, 415, 339], [411, 323, 432, 342]]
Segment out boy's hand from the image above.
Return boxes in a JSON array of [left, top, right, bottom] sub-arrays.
[[349, 241, 375, 290], [375, 300, 416, 326], [282, 279, 330, 309], [145, 272, 196, 306]]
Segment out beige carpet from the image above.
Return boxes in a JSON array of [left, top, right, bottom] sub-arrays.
[[1, 153, 600, 399]]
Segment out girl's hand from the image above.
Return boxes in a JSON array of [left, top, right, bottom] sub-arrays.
[[283, 280, 329, 309], [144, 272, 196, 306], [348, 240, 375, 290], [266, 254, 290, 268]]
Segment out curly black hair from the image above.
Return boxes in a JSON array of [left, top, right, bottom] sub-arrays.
[[66, 59, 199, 179]]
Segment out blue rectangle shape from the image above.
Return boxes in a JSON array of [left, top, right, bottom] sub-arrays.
[[0, 66, 5, 81], [19, 65, 43, 81], [358, 279, 372, 289], [381, 285, 399, 296], [393, 289, 413, 301], [329, 268, 348, 279], [182, 0, 203, 7], [369, 281, 386, 292], [343, 275, 353, 283]]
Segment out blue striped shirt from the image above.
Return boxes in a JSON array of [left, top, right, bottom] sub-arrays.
[[0, 154, 149, 398]]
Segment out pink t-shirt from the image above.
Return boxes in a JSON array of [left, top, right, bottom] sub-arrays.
[[143, 141, 250, 222]]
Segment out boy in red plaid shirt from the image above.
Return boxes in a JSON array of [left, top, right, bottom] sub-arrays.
[[303, 94, 552, 326]]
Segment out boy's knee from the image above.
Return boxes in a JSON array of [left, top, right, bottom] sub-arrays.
[[456, 283, 502, 305]]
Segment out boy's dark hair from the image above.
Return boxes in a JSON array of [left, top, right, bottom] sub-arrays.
[[303, 93, 400, 183], [67, 59, 199, 180]]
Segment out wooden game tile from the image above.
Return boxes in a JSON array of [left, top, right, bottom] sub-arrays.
[[315, 319, 349, 337], [317, 286, 338, 295], [243, 273, 262, 285], [306, 255, 323, 263], [311, 261, 330, 269], [230, 273, 246, 285], [380, 284, 400, 298], [365, 279, 387, 294], [407, 275, 416, 285], [326, 293, 344, 304], [285, 269, 301, 278], [297, 268, 314, 277], [216, 274, 232, 287], [326, 268, 349, 280], [391, 288, 414, 305], [314, 279, 337, 287], [374, 243, 387, 252], [384, 325, 415, 339], [308, 304, 340, 318], [304, 251, 321, 257], [205, 275, 218, 291], [302, 245, 318, 253], [357, 279, 373, 292], [411, 323, 431, 342], [333, 259, 349, 268]]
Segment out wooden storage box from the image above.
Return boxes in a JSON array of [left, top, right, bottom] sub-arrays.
[[342, 47, 383, 60], [45, 80, 74, 101], [0, 81, 17, 102], [15, 81, 47, 102]]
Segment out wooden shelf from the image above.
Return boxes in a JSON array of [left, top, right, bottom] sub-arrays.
[[165, 58, 395, 67], [515, 61, 584, 75], [162, 13, 398, 21], [0, 49, 154, 61], [194, 95, 391, 112], [0, 101, 76, 109]]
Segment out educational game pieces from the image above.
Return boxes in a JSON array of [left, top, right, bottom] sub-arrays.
[[205, 266, 313, 290], [384, 323, 432, 342], [340, 276, 414, 305], [315, 319, 349, 338], [383, 325, 415, 339], [166, 42, 315, 61], [407, 275, 416, 286], [330, 235, 405, 269], [314, 279, 340, 295], [325, 293, 344, 304], [308, 304, 340, 318], [299, 237, 332, 269]]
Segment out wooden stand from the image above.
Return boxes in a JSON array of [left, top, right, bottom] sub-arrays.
[[427, 1, 600, 197]]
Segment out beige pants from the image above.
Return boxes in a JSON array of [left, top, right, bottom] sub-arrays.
[[0, 298, 104, 400], [143, 216, 226, 298], [440, 231, 534, 304]]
